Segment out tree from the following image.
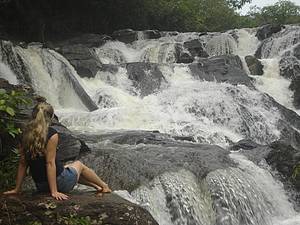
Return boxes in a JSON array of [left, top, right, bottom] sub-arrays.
[[260, 0, 300, 24]]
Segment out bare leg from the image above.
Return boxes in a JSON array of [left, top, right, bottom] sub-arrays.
[[78, 176, 102, 191], [65, 161, 111, 193]]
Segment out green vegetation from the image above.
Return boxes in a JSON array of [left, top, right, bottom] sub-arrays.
[[243, 0, 300, 27], [0, 148, 19, 191], [0, 88, 31, 191], [0, 0, 299, 42], [0, 89, 31, 137]]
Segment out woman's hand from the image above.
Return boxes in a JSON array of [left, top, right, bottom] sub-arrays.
[[51, 191, 69, 200], [3, 188, 20, 195]]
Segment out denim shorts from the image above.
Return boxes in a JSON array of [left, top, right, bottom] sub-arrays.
[[35, 167, 78, 193]]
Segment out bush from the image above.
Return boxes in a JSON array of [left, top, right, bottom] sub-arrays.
[[0, 88, 31, 191]]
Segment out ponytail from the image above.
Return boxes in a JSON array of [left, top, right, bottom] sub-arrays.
[[22, 102, 54, 159]]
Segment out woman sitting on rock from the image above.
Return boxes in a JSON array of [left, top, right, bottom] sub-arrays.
[[4, 102, 111, 200]]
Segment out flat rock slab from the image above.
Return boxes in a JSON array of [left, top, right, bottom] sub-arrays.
[[0, 192, 158, 225]]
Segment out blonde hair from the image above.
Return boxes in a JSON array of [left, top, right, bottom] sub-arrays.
[[22, 102, 54, 159]]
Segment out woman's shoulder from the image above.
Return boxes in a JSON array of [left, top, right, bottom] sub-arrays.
[[47, 126, 58, 141]]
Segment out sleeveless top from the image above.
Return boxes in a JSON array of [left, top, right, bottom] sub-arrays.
[[25, 127, 64, 183]]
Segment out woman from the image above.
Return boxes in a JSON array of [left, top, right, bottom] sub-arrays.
[[4, 102, 111, 200]]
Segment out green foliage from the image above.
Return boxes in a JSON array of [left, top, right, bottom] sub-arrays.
[[260, 0, 300, 25], [0, 148, 19, 191], [241, 0, 300, 27], [27, 222, 42, 225], [292, 163, 300, 180], [0, 88, 31, 137], [58, 215, 94, 225]]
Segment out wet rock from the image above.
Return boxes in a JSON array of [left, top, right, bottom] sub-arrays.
[[125, 62, 166, 97], [143, 30, 161, 39], [280, 51, 300, 109], [229, 139, 261, 151], [255, 26, 299, 59], [245, 55, 264, 75], [54, 33, 111, 48], [78, 130, 233, 191], [266, 141, 300, 191], [52, 34, 111, 78], [183, 39, 209, 58], [189, 55, 254, 87], [0, 193, 158, 225], [256, 24, 283, 41], [57, 44, 101, 78], [112, 29, 138, 44], [176, 52, 194, 63], [0, 41, 31, 83]]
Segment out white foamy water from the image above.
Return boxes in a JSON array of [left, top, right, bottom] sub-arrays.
[[206, 33, 238, 56], [0, 62, 18, 85], [253, 58, 295, 111], [260, 26, 300, 58], [57, 64, 282, 146], [15, 46, 88, 110], [207, 153, 299, 225], [1, 27, 300, 225]]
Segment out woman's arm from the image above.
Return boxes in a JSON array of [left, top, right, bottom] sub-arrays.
[[45, 133, 68, 200], [3, 145, 28, 194]]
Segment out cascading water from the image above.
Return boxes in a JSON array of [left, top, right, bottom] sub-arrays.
[[1, 26, 300, 225]]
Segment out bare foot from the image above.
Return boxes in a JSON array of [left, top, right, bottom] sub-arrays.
[[101, 186, 112, 193]]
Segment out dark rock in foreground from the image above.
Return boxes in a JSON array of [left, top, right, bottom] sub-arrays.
[[266, 141, 300, 191], [77, 130, 233, 191], [0, 193, 158, 225]]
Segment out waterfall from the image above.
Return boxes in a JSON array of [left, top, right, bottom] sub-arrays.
[[115, 153, 299, 225], [207, 153, 298, 225], [0, 62, 18, 85], [1, 26, 300, 225], [206, 33, 238, 56]]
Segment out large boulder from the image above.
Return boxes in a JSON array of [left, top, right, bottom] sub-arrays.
[[189, 55, 254, 87], [0, 193, 158, 225], [77, 130, 233, 191], [245, 55, 264, 75], [52, 34, 111, 78], [256, 24, 283, 41], [125, 62, 166, 97]]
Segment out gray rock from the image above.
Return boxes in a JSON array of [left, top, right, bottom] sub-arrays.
[[266, 141, 300, 191], [78, 130, 233, 191], [229, 139, 261, 151], [58, 44, 101, 78], [125, 62, 167, 97], [256, 24, 283, 41], [52, 34, 111, 78], [245, 55, 264, 75], [189, 55, 254, 87], [280, 48, 300, 108], [143, 30, 161, 39], [112, 29, 138, 44], [183, 39, 209, 58]]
